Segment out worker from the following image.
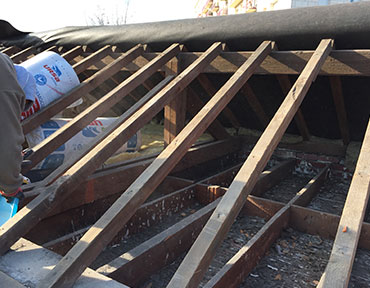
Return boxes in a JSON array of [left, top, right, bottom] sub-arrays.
[[0, 52, 35, 200]]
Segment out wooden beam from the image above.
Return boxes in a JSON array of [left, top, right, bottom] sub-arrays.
[[180, 49, 370, 76], [240, 83, 270, 128], [21, 44, 143, 136], [276, 75, 311, 141], [197, 74, 241, 129], [72, 45, 112, 75], [205, 166, 328, 288], [86, 49, 370, 76], [318, 118, 370, 288], [10, 46, 35, 63], [329, 76, 350, 145], [36, 41, 269, 288], [22, 44, 176, 172], [167, 39, 334, 288]]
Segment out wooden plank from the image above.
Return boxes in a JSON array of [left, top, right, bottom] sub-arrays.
[[36, 41, 268, 288], [0, 271, 25, 288], [87, 49, 370, 76], [187, 87, 230, 140], [240, 82, 270, 128], [318, 118, 370, 288], [10, 46, 35, 63], [329, 76, 350, 145], [21, 44, 143, 136], [276, 75, 311, 140], [167, 39, 333, 288], [0, 43, 222, 286], [61, 46, 84, 62], [22, 44, 176, 171], [72, 45, 112, 75], [205, 166, 328, 288], [197, 74, 241, 129]]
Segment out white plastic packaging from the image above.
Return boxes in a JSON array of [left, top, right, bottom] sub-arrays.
[[25, 117, 142, 170], [20, 51, 81, 120]]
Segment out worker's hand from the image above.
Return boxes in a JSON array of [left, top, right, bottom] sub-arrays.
[[0, 187, 24, 202], [21, 148, 33, 169]]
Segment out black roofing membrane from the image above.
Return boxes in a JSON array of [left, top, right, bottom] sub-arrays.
[[1, 2, 369, 141]]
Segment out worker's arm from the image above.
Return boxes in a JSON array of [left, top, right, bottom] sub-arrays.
[[0, 53, 25, 196]]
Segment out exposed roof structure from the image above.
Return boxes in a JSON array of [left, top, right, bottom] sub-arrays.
[[0, 2, 369, 287]]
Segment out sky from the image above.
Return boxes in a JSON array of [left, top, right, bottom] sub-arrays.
[[0, 0, 200, 32]]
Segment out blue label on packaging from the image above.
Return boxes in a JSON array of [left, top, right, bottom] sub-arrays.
[[34, 74, 47, 86]]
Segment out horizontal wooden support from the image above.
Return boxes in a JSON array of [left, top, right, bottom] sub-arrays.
[[90, 49, 370, 76]]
